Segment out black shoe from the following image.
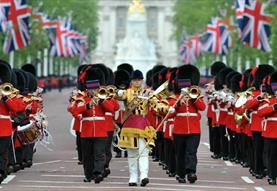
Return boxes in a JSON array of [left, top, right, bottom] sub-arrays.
[[7, 165, 14, 175], [187, 173, 197, 184], [21, 162, 26, 169], [211, 154, 221, 159], [141, 178, 149, 187], [103, 168, 111, 178], [223, 157, 228, 161], [255, 174, 263, 179], [235, 159, 240, 164], [78, 161, 83, 165], [268, 178, 276, 185], [153, 158, 159, 162], [0, 173, 7, 184], [169, 172, 176, 177], [13, 164, 21, 172], [124, 152, 128, 158], [163, 165, 168, 170], [229, 158, 235, 162], [129, 182, 137, 186], [94, 175, 104, 184], [83, 178, 91, 182], [178, 178, 186, 183], [242, 162, 249, 168], [166, 170, 170, 174], [26, 160, 32, 168], [176, 175, 180, 181]]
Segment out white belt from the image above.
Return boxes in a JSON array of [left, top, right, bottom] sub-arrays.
[[167, 118, 174, 122], [252, 111, 258, 115], [227, 112, 234, 115], [266, 117, 277, 121], [82, 116, 105, 121], [176, 112, 198, 117], [105, 112, 113, 116], [0, 115, 11, 119], [220, 108, 228, 112], [258, 104, 269, 111]]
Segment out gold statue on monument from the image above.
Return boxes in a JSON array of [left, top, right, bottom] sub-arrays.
[[128, 0, 145, 15]]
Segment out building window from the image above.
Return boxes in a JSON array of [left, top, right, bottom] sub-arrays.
[[116, 6, 127, 41], [146, 7, 158, 41]]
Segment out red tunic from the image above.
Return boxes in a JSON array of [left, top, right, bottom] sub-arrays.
[[163, 96, 176, 140], [105, 98, 120, 132], [172, 96, 206, 135]]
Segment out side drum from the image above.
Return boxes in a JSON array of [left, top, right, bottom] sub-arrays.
[[17, 122, 41, 145]]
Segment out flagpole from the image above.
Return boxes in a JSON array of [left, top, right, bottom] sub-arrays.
[[37, 51, 42, 77], [43, 48, 48, 77], [9, 51, 14, 68], [27, 55, 32, 63]]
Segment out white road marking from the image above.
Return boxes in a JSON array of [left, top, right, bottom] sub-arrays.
[[41, 174, 234, 183], [241, 176, 254, 184], [254, 187, 266, 191], [224, 161, 234, 166], [33, 160, 62, 166], [19, 181, 245, 190], [202, 142, 210, 149], [1, 175, 16, 184], [19, 185, 201, 191], [72, 157, 78, 160]]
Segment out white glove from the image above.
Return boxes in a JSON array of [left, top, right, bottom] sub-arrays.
[[117, 90, 125, 97], [168, 106, 175, 113]]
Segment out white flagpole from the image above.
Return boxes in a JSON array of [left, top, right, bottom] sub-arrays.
[[49, 55, 53, 75], [9, 51, 14, 68], [43, 48, 48, 77], [37, 51, 42, 77]]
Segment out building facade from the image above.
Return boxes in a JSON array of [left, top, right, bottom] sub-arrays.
[[92, 0, 178, 69]]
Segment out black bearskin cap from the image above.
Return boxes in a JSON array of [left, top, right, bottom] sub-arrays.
[[210, 61, 226, 76]]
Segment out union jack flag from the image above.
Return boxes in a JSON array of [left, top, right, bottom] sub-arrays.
[[3, 0, 32, 53], [241, 0, 273, 52], [236, 0, 250, 35], [203, 18, 232, 55], [179, 35, 201, 64], [0, 0, 10, 32]]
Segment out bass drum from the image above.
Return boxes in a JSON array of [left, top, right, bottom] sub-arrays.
[[17, 122, 41, 145]]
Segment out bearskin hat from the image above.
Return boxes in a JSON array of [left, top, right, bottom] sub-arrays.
[[26, 72, 37, 93], [215, 67, 234, 90], [152, 72, 160, 90], [107, 68, 115, 85], [0, 61, 11, 84], [251, 64, 275, 89], [21, 64, 36, 77], [226, 71, 239, 89], [231, 73, 242, 93], [151, 65, 166, 76], [168, 67, 177, 92], [13, 69, 27, 93], [146, 69, 153, 87], [176, 64, 200, 86], [84, 67, 105, 87], [159, 67, 170, 84], [10, 70, 17, 87], [117, 63, 134, 76], [114, 69, 130, 89], [210, 61, 226, 76], [241, 68, 252, 91], [92, 63, 109, 85], [77, 64, 87, 77], [268, 71, 277, 95]]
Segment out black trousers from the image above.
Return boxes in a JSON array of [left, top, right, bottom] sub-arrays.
[[173, 134, 200, 179], [81, 137, 106, 179], [75, 131, 82, 162], [266, 138, 277, 179], [23, 143, 34, 162], [227, 129, 235, 159], [164, 139, 176, 173], [234, 133, 242, 161], [252, 131, 264, 174], [0, 136, 11, 174], [155, 132, 164, 162], [208, 118, 213, 152], [212, 126, 221, 156], [219, 125, 229, 157], [105, 131, 113, 168], [8, 131, 17, 165]]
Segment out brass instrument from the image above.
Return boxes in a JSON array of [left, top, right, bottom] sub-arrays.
[[235, 111, 250, 125], [97, 86, 108, 100], [235, 87, 255, 108], [0, 83, 18, 96], [106, 85, 117, 98], [181, 86, 201, 99]]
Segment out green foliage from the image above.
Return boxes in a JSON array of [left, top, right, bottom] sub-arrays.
[[173, 0, 277, 69], [0, 0, 98, 70]]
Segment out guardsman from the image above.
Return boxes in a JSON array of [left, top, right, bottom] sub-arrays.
[[245, 64, 275, 179], [170, 65, 206, 183], [76, 66, 114, 184], [258, 71, 277, 185], [116, 69, 169, 187]]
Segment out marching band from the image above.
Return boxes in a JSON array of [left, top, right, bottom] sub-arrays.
[[1, 59, 276, 187]]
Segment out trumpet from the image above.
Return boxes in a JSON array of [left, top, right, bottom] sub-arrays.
[[97, 86, 109, 99], [0, 83, 18, 96], [106, 85, 117, 98], [181, 86, 201, 99]]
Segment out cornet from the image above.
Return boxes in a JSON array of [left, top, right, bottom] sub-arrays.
[[106, 85, 117, 98], [0, 83, 18, 96], [181, 86, 201, 99], [97, 87, 109, 100]]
